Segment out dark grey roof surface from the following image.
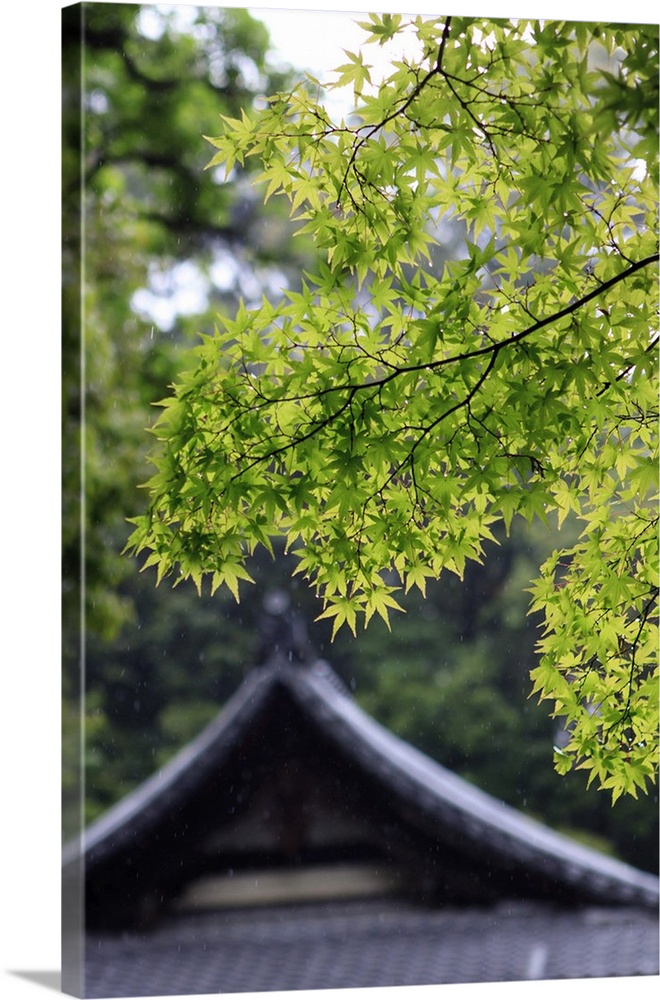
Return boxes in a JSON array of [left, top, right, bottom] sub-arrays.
[[84, 898, 659, 997], [65, 657, 659, 909]]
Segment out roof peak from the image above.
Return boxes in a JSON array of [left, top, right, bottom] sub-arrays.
[[256, 590, 315, 667]]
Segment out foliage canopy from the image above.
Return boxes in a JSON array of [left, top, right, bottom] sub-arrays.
[[128, 15, 659, 800]]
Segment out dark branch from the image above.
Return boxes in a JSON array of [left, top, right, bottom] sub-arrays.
[[336, 16, 453, 206], [244, 252, 659, 408]]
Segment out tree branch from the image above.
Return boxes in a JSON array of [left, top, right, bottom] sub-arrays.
[[242, 251, 659, 409], [336, 16, 453, 206]]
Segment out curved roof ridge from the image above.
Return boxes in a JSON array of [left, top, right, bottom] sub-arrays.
[[285, 663, 659, 908], [62, 663, 281, 868]]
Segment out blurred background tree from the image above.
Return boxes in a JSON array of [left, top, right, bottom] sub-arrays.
[[62, 1, 300, 651], [62, 3, 657, 873], [62, 0, 302, 830]]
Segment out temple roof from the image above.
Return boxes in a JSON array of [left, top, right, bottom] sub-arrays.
[[63, 642, 659, 994], [64, 652, 658, 911], [83, 898, 659, 997]]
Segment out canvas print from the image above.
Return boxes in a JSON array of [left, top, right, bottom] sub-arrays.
[[62, 3, 659, 997]]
